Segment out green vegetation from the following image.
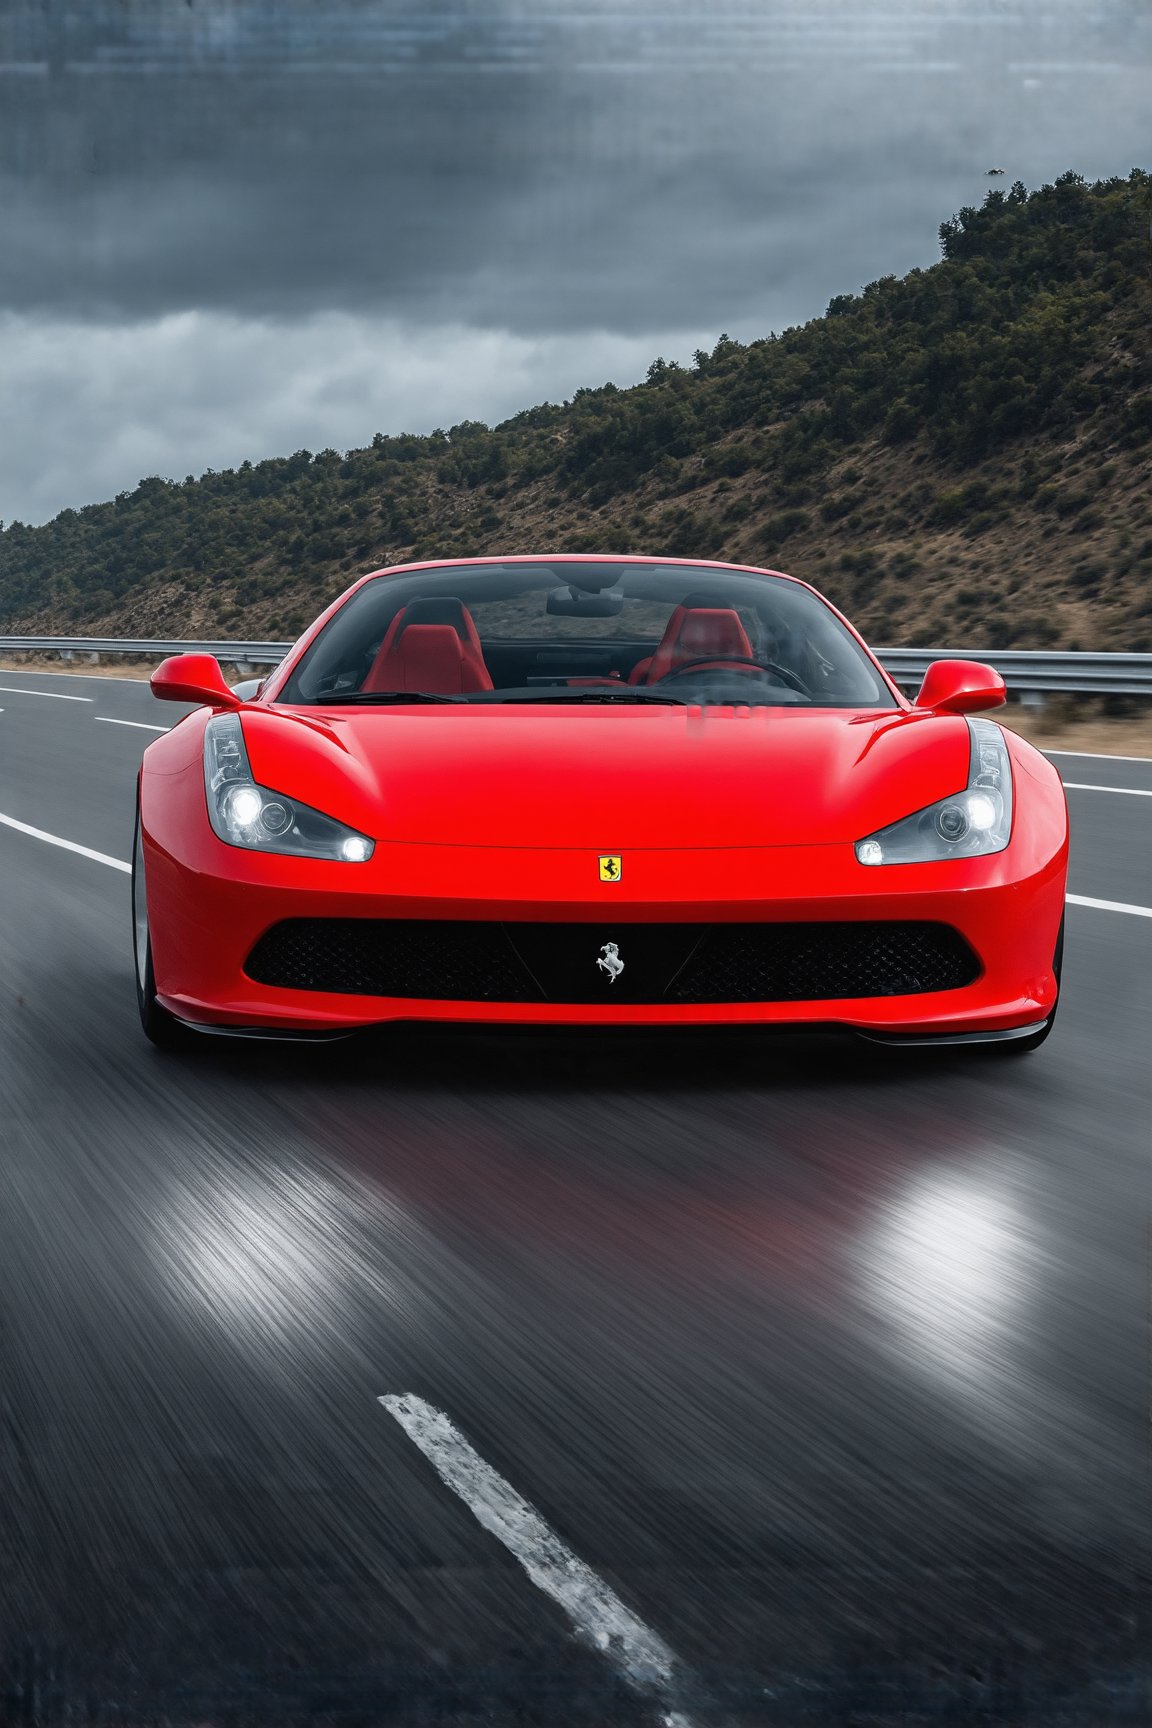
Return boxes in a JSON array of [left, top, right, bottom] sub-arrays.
[[2, 170, 1150, 649]]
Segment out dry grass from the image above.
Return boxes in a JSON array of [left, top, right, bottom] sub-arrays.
[[0, 653, 157, 679], [0, 654, 254, 684], [998, 711, 1152, 758]]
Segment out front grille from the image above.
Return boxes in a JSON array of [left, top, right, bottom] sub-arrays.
[[245, 918, 529, 1001], [664, 922, 979, 1003], [245, 919, 980, 1004]]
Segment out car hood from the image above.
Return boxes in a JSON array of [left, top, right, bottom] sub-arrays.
[[241, 704, 973, 848]]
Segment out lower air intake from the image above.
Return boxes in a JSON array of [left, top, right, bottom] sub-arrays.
[[244, 919, 980, 1004]]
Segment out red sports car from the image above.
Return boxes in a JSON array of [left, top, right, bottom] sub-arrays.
[[133, 555, 1068, 1051]]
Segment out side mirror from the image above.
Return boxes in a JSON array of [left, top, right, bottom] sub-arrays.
[[914, 658, 1006, 715], [150, 653, 243, 708]]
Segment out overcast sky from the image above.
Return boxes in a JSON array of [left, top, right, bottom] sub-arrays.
[[2, 0, 1149, 525]]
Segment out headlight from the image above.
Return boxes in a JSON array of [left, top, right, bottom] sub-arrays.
[[203, 714, 374, 862], [855, 717, 1013, 865]]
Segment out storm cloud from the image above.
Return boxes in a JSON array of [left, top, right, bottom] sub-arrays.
[[2, 0, 1149, 522]]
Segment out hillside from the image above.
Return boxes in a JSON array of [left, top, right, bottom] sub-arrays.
[[2, 169, 1150, 651]]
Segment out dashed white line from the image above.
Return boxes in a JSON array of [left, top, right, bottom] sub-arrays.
[[0, 684, 92, 701], [1067, 893, 1152, 920], [95, 716, 169, 732], [0, 811, 130, 873], [380, 1393, 695, 1726], [1047, 749, 1152, 763], [1063, 782, 1152, 798]]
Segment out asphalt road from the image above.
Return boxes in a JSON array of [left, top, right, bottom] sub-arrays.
[[1, 668, 1150, 1726]]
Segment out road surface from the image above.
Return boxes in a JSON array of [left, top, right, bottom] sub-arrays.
[[1, 668, 1149, 1724]]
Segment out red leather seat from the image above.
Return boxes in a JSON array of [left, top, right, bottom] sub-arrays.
[[629, 605, 753, 685], [365, 624, 491, 695], [364, 598, 493, 694]]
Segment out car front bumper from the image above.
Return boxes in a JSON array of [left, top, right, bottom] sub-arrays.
[[144, 817, 1068, 1039]]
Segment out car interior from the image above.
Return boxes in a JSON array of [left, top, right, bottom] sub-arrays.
[[278, 564, 897, 708]]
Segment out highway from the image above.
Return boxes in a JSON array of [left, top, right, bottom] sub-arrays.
[[1, 666, 1149, 1725]]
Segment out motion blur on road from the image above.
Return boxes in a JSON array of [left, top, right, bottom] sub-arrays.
[[1, 665, 1149, 1724]]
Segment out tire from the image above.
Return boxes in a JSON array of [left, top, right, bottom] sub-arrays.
[[132, 801, 193, 1049], [993, 913, 1064, 1056]]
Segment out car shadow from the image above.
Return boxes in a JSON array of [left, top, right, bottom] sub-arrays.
[[166, 1017, 1032, 1098]]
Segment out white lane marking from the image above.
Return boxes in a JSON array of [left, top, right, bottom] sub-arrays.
[[380, 1393, 695, 1726], [95, 716, 169, 733], [1047, 749, 1152, 763], [0, 684, 92, 702], [1067, 893, 1152, 920], [1064, 782, 1152, 797], [0, 811, 130, 873]]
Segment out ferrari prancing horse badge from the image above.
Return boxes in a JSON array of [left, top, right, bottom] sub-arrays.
[[598, 855, 622, 882], [597, 941, 625, 982]]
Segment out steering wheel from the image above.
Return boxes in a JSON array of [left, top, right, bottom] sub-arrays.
[[652, 655, 810, 696]]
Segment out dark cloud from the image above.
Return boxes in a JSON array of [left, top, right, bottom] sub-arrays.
[[0, 1, 1147, 519], [2, 0, 1149, 328]]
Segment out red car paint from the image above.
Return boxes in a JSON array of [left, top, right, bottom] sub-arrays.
[[137, 556, 1068, 1039]]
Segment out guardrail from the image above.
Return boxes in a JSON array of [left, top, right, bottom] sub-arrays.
[[2, 636, 1152, 696], [875, 649, 1152, 697], [0, 635, 290, 665]]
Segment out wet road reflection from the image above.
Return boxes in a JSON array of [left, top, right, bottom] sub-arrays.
[[859, 1157, 1038, 1401]]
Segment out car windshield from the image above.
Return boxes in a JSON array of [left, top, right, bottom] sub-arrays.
[[277, 560, 897, 709]]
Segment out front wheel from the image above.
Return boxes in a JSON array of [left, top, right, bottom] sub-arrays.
[[132, 802, 193, 1049]]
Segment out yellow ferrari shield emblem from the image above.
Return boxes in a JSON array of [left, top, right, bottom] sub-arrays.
[[598, 855, 623, 883]]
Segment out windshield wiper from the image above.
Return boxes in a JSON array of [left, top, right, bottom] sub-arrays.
[[489, 689, 688, 706], [303, 690, 467, 705], [301, 688, 688, 707]]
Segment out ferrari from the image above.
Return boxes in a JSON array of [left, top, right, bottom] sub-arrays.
[[133, 555, 1068, 1050]]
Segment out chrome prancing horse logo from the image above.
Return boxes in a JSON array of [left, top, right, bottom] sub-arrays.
[[597, 941, 625, 983]]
